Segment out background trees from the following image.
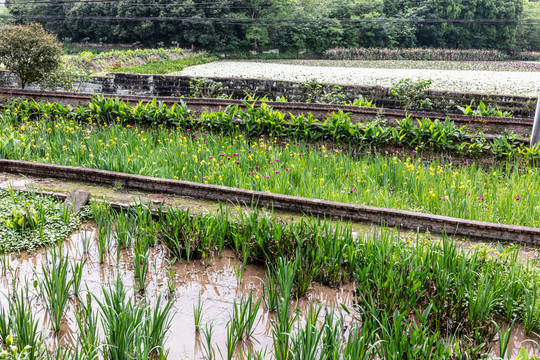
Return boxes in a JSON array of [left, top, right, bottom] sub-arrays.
[[2, 0, 531, 53]]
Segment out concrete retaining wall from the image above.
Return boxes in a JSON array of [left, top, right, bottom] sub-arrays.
[[1, 159, 538, 244], [0, 70, 535, 117]]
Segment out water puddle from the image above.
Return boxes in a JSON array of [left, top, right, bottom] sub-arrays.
[[0, 224, 356, 359]]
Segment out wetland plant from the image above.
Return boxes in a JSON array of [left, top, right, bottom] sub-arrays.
[[496, 320, 514, 360], [291, 302, 324, 359], [524, 283, 539, 334], [115, 209, 137, 249], [224, 321, 239, 360], [166, 260, 176, 296], [262, 266, 279, 311], [79, 229, 93, 255], [193, 291, 204, 331], [133, 234, 150, 292], [10, 287, 43, 360], [37, 247, 73, 332], [75, 294, 99, 357], [320, 307, 345, 358], [201, 322, 215, 360], [94, 277, 173, 360], [0, 306, 9, 342], [272, 258, 297, 360], [144, 293, 174, 357], [70, 258, 86, 297], [0, 254, 10, 276], [92, 203, 113, 264], [230, 289, 261, 340]]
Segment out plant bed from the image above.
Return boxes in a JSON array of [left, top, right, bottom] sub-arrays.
[[0, 203, 539, 359], [0, 188, 83, 252]]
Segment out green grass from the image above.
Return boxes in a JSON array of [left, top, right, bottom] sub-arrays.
[[109, 53, 218, 74], [66, 47, 217, 74], [0, 109, 539, 228]]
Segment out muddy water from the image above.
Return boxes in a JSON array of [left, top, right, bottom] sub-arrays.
[[0, 225, 538, 359], [0, 224, 357, 359]]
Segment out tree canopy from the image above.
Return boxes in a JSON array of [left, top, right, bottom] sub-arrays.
[[0, 23, 63, 88], [4, 0, 527, 53]]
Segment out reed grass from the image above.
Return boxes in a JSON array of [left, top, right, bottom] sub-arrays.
[[230, 289, 261, 340], [193, 291, 204, 331], [37, 247, 73, 332]]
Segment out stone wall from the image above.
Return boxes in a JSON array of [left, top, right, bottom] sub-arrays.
[[1, 159, 539, 244], [0, 69, 536, 116]]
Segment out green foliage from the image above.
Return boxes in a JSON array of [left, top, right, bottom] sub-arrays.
[[39, 60, 92, 92], [0, 96, 529, 163], [4, 98, 540, 228], [64, 47, 213, 75], [515, 347, 540, 360], [4, 0, 526, 53], [324, 47, 515, 61], [93, 277, 174, 360], [391, 78, 433, 110], [458, 101, 514, 117], [189, 77, 231, 99], [347, 96, 376, 108], [392, 116, 467, 150], [0, 23, 63, 89], [300, 79, 347, 104], [0, 189, 81, 252], [515, 0, 540, 52], [109, 53, 218, 74], [37, 247, 74, 332], [0, 334, 31, 360], [3, 203, 42, 232]]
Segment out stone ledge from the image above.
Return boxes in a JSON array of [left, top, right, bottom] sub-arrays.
[[0, 159, 539, 244]]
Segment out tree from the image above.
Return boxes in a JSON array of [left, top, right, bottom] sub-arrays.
[[0, 23, 63, 89]]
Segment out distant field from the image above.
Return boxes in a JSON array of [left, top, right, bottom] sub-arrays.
[[179, 60, 540, 96], [259, 59, 540, 72]]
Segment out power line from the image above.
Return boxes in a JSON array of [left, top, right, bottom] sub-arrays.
[[0, 13, 536, 23], [3, 0, 477, 8]]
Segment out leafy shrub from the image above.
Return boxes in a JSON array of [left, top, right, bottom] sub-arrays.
[[324, 47, 516, 61], [0, 23, 63, 89], [391, 78, 433, 110]]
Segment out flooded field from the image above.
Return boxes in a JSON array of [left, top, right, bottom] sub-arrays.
[[0, 178, 539, 359], [0, 221, 537, 359], [1, 223, 359, 359]]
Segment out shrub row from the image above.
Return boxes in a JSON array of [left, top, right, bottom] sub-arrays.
[[2, 97, 535, 160], [323, 47, 540, 61]]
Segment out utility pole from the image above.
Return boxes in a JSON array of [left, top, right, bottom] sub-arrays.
[[530, 88, 540, 147]]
